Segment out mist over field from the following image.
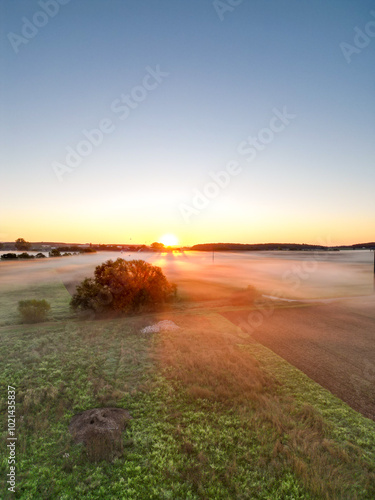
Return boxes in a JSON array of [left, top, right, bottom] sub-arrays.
[[0, 250, 373, 300]]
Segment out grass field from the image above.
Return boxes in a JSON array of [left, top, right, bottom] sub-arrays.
[[1, 275, 375, 498]]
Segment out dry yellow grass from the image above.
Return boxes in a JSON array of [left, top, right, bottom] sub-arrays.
[[155, 313, 375, 499], [158, 320, 275, 405]]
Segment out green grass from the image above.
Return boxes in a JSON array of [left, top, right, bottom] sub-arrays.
[[0, 317, 309, 499], [0, 281, 374, 498], [0, 282, 71, 326], [239, 341, 375, 460]]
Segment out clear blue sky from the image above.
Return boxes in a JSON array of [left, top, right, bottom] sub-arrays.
[[1, 0, 374, 245]]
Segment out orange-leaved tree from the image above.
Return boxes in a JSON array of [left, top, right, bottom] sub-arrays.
[[71, 259, 176, 314]]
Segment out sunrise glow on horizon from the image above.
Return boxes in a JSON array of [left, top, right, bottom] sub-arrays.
[[1, 1, 374, 247], [159, 234, 179, 247]]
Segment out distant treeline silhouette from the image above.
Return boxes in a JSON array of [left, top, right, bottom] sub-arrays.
[[190, 242, 375, 252]]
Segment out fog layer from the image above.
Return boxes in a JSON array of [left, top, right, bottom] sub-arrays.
[[0, 250, 373, 300]]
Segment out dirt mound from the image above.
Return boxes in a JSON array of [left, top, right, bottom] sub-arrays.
[[69, 407, 132, 461]]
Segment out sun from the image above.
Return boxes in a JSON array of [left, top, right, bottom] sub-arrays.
[[159, 233, 179, 247]]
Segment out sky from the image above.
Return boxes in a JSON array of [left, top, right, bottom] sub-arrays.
[[1, 0, 374, 246]]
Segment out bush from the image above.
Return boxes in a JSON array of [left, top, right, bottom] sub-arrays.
[[18, 299, 51, 324], [35, 253, 46, 258], [1, 253, 18, 260], [18, 252, 35, 259], [49, 249, 61, 257], [71, 259, 177, 314]]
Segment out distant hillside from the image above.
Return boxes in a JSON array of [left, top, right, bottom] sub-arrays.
[[347, 242, 375, 250], [190, 242, 375, 252]]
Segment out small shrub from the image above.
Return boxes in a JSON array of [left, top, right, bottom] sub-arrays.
[[35, 253, 46, 258], [49, 249, 61, 257], [18, 299, 51, 324], [18, 252, 35, 259], [1, 253, 18, 260]]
